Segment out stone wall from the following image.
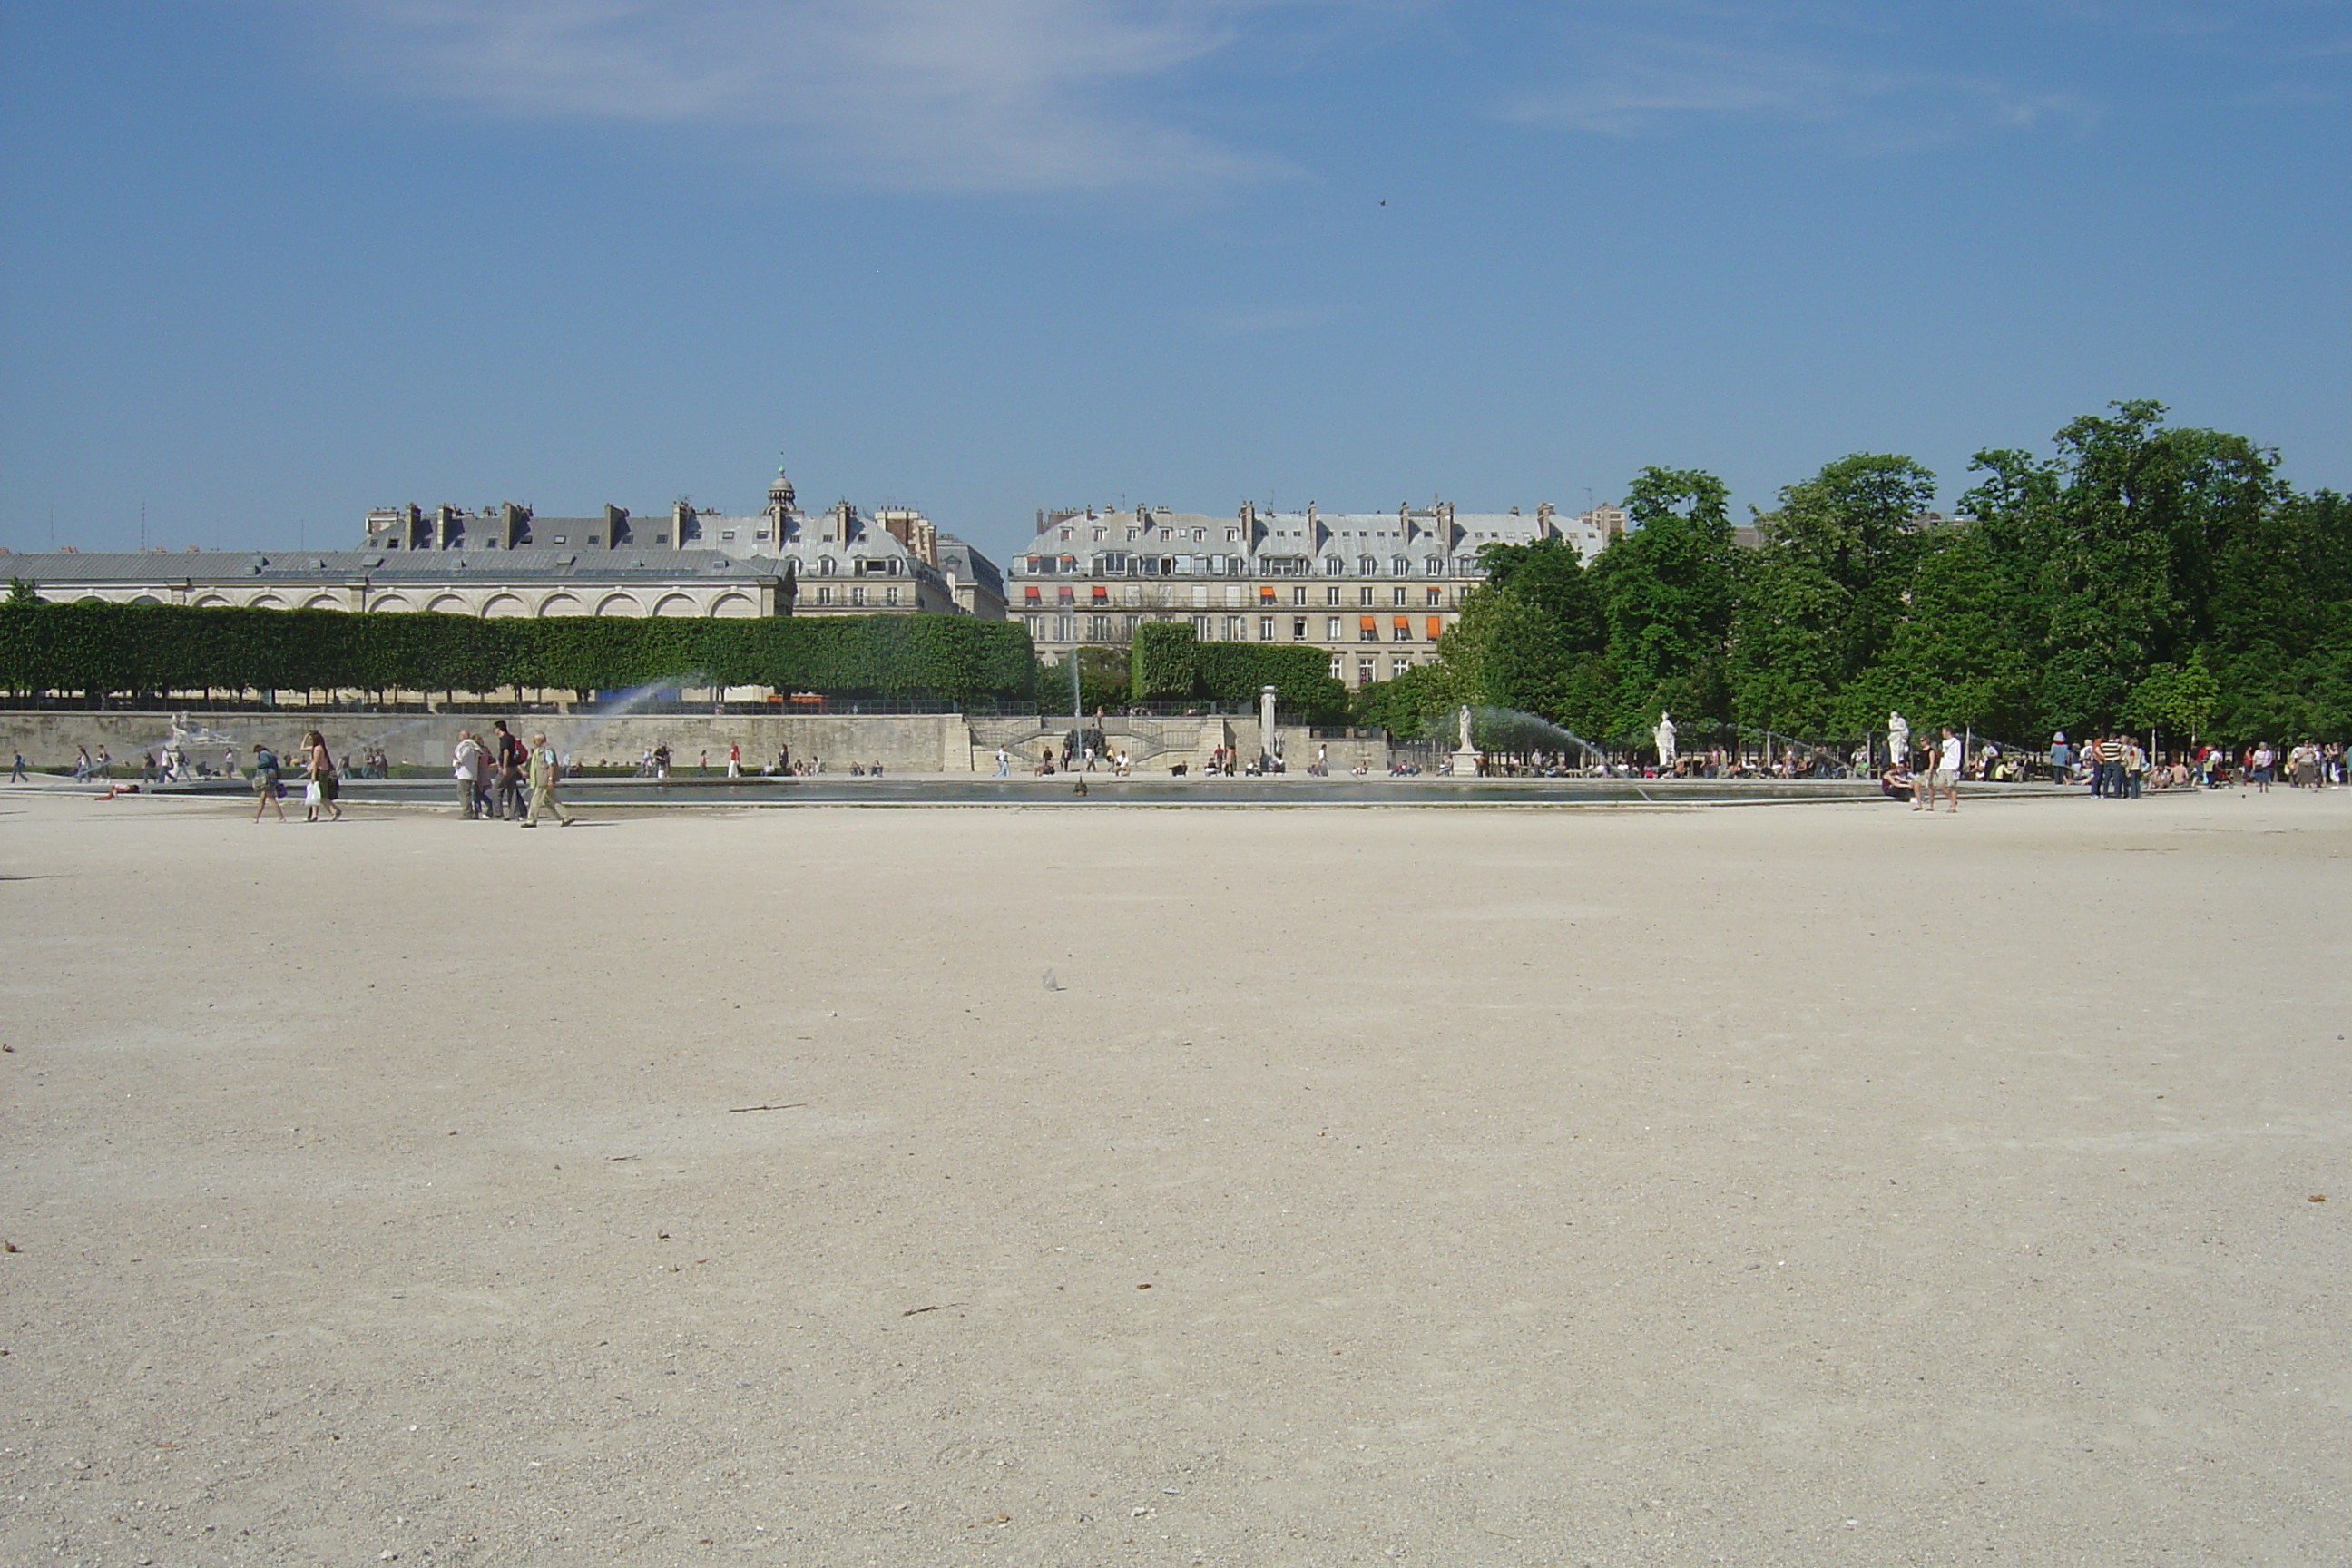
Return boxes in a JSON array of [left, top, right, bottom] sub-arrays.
[[0, 711, 976, 774]]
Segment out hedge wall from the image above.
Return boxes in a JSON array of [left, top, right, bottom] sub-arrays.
[[0, 601, 1038, 704], [1129, 621, 1197, 701], [1124, 623, 1348, 720]]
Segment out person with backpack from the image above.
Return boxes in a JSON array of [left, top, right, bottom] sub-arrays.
[[249, 743, 285, 823], [490, 720, 527, 820], [519, 731, 574, 827]]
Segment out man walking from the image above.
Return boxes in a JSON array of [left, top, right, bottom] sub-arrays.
[[520, 731, 575, 827], [993, 745, 1010, 778], [489, 720, 526, 819], [452, 730, 485, 818], [1932, 725, 1963, 813], [7, 750, 24, 783]]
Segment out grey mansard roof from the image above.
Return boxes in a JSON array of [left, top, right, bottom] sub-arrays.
[[0, 548, 788, 586]]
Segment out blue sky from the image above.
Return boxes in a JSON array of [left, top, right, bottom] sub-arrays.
[[3, 2, 2346, 562]]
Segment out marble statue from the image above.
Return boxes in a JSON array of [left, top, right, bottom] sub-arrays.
[[1653, 710, 1678, 766], [1458, 704, 1475, 752], [1888, 710, 1910, 764]]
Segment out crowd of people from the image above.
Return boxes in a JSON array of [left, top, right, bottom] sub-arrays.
[[449, 720, 573, 826]]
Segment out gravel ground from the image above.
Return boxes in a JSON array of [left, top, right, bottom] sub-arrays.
[[2, 786, 2347, 1567]]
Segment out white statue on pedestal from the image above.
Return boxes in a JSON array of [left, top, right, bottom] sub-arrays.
[[1450, 704, 1481, 778], [1653, 710, 1678, 767], [1888, 710, 1910, 765]]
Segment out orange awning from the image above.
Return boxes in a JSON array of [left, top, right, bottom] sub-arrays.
[[1358, 615, 1377, 632], [1425, 616, 1443, 640]]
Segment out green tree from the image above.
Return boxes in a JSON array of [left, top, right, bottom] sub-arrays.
[[2127, 649, 2220, 742], [1731, 454, 1937, 735], [1590, 466, 1739, 736]]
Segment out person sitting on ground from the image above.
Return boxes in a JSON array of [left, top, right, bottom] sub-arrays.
[[1879, 762, 1915, 802]]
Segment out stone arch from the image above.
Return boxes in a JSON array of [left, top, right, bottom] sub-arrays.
[[652, 593, 699, 618], [368, 593, 414, 612], [248, 593, 286, 609], [595, 593, 644, 617], [303, 594, 346, 611], [426, 593, 470, 614], [193, 593, 231, 609], [132, 594, 162, 605], [708, 593, 757, 618], [539, 593, 585, 617], [481, 593, 527, 618]]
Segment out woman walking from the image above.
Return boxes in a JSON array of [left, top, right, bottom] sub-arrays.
[[250, 743, 286, 822], [301, 730, 344, 822]]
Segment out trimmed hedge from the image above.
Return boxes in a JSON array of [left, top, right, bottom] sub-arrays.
[[1130, 621, 1197, 701], [1124, 622, 1348, 720], [0, 601, 1038, 704]]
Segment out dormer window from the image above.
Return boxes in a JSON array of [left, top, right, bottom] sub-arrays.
[[721, 531, 736, 541], [552, 535, 566, 545]]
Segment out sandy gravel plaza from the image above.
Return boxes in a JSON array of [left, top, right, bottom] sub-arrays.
[[3, 785, 2347, 1567]]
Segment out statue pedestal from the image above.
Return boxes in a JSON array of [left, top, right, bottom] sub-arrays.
[[1451, 749, 1482, 778]]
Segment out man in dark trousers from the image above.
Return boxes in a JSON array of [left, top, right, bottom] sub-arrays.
[[491, 720, 528, 820]]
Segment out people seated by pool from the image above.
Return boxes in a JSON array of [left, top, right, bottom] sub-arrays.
[[1879, 761, 1916, 802]]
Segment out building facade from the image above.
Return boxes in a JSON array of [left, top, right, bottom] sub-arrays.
[[359, 469, 1004, 620], [1, 468, 1011, 626], [1011, 499, 1625, 686], [0, 547, 789, 619]]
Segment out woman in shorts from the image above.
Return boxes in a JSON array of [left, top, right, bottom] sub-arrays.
[[250, 744, 286, 822]]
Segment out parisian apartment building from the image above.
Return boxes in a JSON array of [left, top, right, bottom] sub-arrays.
[[1012, 499, 1626, 686]]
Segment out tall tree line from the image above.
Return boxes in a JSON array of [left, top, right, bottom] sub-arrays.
[[1357, 403, 2352, 747]]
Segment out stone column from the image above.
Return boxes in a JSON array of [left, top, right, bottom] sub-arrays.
[[1259, 685, 1278, 771]]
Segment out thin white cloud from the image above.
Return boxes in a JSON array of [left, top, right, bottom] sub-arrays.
[[315, 0, 1323, 191], [1499, 8, 2098, 149]]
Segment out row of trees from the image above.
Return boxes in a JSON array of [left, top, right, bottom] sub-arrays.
[[1356, 402, 2352, 749], [0, 595, 1041, 706], [1129, 622, 1350, 720]]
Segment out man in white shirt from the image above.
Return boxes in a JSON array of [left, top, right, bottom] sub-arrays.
[[451, 730, 485, 820], [1933, 726, 1963, 813]]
